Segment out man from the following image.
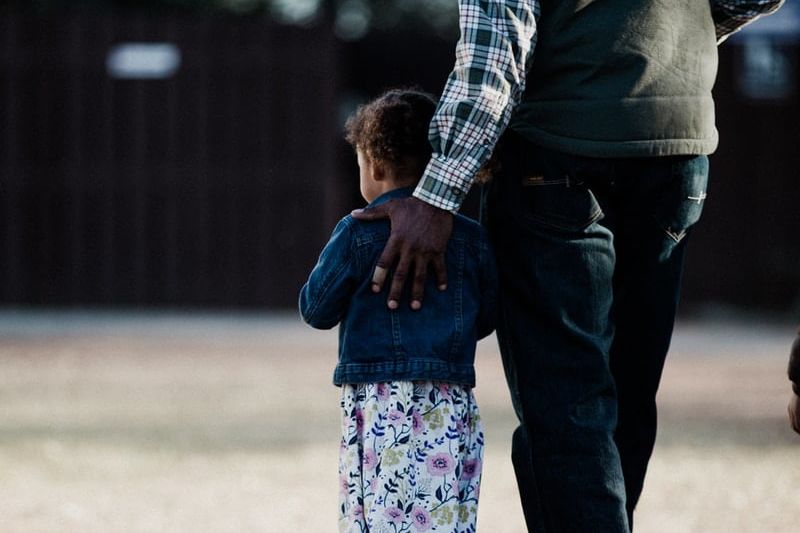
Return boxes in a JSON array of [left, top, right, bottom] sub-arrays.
[[354, 1, 784, 530]]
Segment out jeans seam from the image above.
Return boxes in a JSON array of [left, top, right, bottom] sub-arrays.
[[664, 227, 687, 243]]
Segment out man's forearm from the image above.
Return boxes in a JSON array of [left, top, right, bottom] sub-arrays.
[[414, 0, 540, 213]]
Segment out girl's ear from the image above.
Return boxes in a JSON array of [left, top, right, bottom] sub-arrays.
[[371, 160, 387, 182]]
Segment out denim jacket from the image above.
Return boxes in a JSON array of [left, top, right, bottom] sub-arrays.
[[299, 187, 497, 387]]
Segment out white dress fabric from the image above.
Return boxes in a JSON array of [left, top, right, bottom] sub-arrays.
[[339, 381, 484, 533]]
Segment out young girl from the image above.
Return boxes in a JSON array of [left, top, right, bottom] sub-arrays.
[[299, 89, 497, 533]]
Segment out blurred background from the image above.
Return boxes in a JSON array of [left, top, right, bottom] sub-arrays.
[[1, 0, 799, 312], [1, 1, 799, 532]]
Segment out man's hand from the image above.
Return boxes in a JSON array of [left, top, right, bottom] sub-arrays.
[[352, 196, 453, 310], [789, 393, 800, 435]]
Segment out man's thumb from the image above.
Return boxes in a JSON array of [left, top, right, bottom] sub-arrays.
[[351, 203, 390, 220]]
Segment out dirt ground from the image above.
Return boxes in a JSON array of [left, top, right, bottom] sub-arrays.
[[0, 310, 798, 532]]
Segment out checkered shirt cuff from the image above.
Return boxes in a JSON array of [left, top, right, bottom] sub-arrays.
[[414, 152, 487, 213]]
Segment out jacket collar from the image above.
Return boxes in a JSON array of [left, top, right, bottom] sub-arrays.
[[367, 186, 416, 208]]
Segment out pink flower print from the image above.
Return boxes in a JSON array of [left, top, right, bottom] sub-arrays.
[[387, 409, 405, 425], [462, 458, 481, 479], [340, 474, 350, 494], [375, 382, 391, 401], [426, 453, 456, 476], [438, 383, 451, 399], [384, 506, 404, 524], [354, 408, 365, 432], [410, 506, 432, 531], [363, 449, 378, 471], [456, 418, 465, 433], [411, 409, 424, 435], [350, 505, 364, 520]]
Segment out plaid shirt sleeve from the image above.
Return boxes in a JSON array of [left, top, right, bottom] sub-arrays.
[[712, 0, 785, 43], [414, 0, 540, 213]]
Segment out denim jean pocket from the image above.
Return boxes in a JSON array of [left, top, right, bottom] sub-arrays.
[[517, 176, 604, 232], [652, 155, 709, 243]]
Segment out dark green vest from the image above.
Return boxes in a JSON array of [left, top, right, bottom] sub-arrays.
[[511, 0, 719, 157]]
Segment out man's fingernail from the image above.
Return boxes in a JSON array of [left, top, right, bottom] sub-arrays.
[[372, 284, 381, 293], [351, 209, 363, 215], [411, 300, 421, 310], [438, 284, 447, 291], [388, 300, 398, 310]]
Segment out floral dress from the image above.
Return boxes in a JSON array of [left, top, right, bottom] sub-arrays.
[[339, 381, 484, 533]]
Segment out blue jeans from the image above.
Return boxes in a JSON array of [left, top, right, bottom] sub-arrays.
[[485, 132, 708, 532]]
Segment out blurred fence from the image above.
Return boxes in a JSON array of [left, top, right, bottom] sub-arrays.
[[684, 38, 800, 312], [0, 8, 798, 311], [0, 10, 341, 307]]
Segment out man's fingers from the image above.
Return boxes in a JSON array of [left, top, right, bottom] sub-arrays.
[[433, 255, 448, 291], [355, 196, 453, 308], [372, 237, 400, 291], [372, 266, 388, 293], [387, 251, 412, 310], [410, 259, 428, 310], [352, 203, 390, 221], [356, 203, 394, 293]]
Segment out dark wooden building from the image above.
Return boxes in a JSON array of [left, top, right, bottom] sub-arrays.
[[1, 9, 798, 312], [1, 10, 342, 307]]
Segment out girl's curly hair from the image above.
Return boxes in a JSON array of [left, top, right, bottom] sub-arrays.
[[345, 88, 437, 180]]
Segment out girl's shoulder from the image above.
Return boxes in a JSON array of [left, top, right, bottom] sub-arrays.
[[343, 213, 391, 247]]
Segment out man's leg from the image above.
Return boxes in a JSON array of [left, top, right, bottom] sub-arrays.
[[487, 135, 629, 532], [608, 156, 709, 528]]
